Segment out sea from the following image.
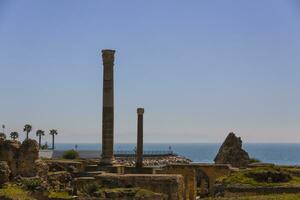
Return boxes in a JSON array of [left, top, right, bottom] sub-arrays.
[[54, 143, 300, 166]]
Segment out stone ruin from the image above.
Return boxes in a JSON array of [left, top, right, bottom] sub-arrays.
[[0, 138, 48, 178], [0, 50, 243, 200], [214, 132, 251, 167], [0, 161, 10, 187]]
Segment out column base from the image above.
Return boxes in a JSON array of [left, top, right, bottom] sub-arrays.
[[98, 165, 124, 174], [99, 156, 117, 166]]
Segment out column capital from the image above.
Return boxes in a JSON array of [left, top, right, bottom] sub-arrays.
[[102, 49, 115, 65], [137, 108, 144, 115], [102, 49, 116, 54]]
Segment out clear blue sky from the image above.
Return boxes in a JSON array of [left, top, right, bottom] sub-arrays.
[[0, 0, 299, 143]]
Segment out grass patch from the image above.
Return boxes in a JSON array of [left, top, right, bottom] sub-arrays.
[[48, 191, 73, 199], [0, 185, 35, 200], [135, 188, 161, 197], [217, 167, 300, 187], [205, 193, 300, 200]]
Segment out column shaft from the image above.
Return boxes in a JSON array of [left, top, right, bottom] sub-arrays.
[[101, 49, 115, 165], [136, 108, 144, 168]]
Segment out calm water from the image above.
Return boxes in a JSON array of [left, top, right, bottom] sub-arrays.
[[55, 143, 300, 165]]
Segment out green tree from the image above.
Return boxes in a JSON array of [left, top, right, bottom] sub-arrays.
[[10, 132, 19, 140], [36, 129, 45, 148], [49, 129, 58, 149], [23, 124, 32, 140], [0, 132, 6, 140]]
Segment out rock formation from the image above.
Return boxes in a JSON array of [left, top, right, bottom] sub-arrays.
[[214, 132, 250, 167]]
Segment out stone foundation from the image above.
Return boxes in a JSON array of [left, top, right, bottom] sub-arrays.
[[124, 166, 155, 174], [158, 165, 196, 200], [46, 160, 85, 173], [75, 173, 184, 200]]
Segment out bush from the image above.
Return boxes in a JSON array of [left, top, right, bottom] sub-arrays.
[[62, 150, 79, 159], [249, 157, 261, 163], [21, 178, 42, 191]]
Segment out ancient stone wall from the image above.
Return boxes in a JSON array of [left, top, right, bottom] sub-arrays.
[[0, 139, 21, 176], [0, 139, 44, 177], [18, 139, 39, 177], [124, 166, 155, 174], [157, 166, 196, 200], [46, 159, 85, 173], [83, 173, 185, 200], [159, 164, 233, 198], [0, 161, 10, 187]]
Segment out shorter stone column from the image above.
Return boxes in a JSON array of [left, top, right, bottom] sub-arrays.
[[136, 108, 144, 168]]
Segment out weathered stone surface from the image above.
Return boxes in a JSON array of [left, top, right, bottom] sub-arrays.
[[46, 160, 85, 173], [76, 187, 166, 200], [214, 132, 250, 168], [48, 171, 73, 191], [35, 159, 49, 179], [0, 139, 21, 176], [94, 173, 184, 200], [18, 139, 39, 177], [0, 161, 10, 187], [0, 138, 42, 177], [100, 49, 116, 166], [136, 108, 145, 169]]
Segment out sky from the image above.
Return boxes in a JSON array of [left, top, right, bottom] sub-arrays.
[[0, 0, 300, 143]]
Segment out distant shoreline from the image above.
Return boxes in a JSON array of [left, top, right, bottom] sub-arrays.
[[49, 143, 300, 166]]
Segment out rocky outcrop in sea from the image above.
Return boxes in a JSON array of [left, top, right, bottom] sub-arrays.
[[214, 132, 250, 167]]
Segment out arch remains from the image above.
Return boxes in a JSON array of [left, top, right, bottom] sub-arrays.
[[157, 163, 234, 200]]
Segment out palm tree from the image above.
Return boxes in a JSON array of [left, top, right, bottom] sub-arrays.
[[0, 132, 6, 140], [49, 129, 58, 149], [36, 130, 45, 148], [23, 124, 32, 140], [10, 132, 19, 140]]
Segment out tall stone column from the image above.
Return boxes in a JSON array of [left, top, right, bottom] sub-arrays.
[[100, 49, 116, 166], [136, 108, 144, 168]]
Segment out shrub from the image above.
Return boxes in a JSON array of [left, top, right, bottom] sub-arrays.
[[21, 178, 42, 191], [62, 149, 79, 159], [249, 157, 261, 163]]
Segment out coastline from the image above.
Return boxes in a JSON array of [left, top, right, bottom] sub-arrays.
[[52, 143, 300, 165]]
